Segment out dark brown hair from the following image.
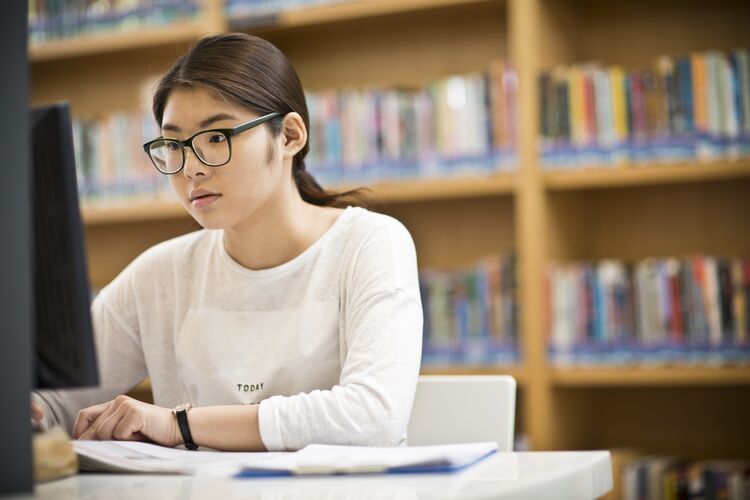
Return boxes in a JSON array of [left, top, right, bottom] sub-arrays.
[[152, 32, 368, 208]]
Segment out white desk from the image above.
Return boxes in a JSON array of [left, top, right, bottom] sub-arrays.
[[24, 451, 612, 500]]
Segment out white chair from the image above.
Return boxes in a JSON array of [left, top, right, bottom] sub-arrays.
[[406, 375, 516, 451]]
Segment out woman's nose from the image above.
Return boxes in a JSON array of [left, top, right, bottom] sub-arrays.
[[182, 147, 210, 178]]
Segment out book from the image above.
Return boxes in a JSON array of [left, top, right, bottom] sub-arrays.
[[71, 63, 519, 207], [623, 455, 749, 500], [421, 253, 519, 366], [546, 256, 750, 366], [29, 0, 201, 43], [538, 48, 750, 168]]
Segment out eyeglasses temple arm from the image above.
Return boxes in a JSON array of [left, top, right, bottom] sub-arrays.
[[231, 112, 281, 135]]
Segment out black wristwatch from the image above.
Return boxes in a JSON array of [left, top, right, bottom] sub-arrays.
[[172, 402, 198, 450]]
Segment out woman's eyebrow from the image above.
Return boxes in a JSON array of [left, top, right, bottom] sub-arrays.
[[161, 113, 238, 133]]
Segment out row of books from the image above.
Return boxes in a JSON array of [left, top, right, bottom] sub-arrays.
[[29, 0, 200, 43], [72, 112, 173, 203], [69, 63, 518, 203], [306, 61, 519, 186], [539, 49, 750, 168], [226, 0, 347, 20], [623, 456, 749, 500], [546, 257, 750, 366], [420, 254, 519, 366]]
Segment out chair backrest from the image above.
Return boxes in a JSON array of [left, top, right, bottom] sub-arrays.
[[406, 375, 516, 451]]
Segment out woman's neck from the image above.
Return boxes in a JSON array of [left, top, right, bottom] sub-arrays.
[[222, 184, 340, 271]]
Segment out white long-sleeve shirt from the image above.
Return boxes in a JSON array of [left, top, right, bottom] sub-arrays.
[[33, 206, 423, 451]]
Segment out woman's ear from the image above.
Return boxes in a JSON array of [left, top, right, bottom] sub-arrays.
[[281, 112, 307, 157]]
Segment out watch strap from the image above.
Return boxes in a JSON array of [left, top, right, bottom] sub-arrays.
[[174, 408, 198, 450]]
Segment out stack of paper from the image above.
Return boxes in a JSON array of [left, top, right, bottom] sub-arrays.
[[72, 440, 286, 476], [72, 440, 498, 478]]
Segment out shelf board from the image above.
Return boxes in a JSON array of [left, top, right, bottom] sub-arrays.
[[551, 366, 750, 387], [348, 173, 516, 203], [82, 199, 188, 225], [29, 0, 501, 62], [543, 160, 750, 191], [29, 20, 208, 63], [127, 379, 154, 403], [421, 364, 526, 384], [126, 365, 525, 403], [81, 174, 515, 225], [234, 0, 498, 32]]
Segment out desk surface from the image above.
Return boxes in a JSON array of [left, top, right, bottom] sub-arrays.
[[23, 451, 612, 500]]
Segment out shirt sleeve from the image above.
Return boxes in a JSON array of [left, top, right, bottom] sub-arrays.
[[258, 218, 423, 451], [32, 273, 148, 436]]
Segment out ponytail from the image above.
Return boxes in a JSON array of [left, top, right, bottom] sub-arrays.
[[292, 158, 371, 209]]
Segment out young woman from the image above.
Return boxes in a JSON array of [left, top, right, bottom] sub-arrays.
[[31, 33, 423, 452]]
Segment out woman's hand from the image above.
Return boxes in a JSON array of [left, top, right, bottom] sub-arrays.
[[31, 399, 44, 429], [73, 395, 181, 447]]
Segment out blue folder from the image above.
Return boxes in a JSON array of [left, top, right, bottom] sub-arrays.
[[235, 442, 498, 478]]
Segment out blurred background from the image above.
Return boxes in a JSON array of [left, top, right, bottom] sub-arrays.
[[28, 0, 750, 498]]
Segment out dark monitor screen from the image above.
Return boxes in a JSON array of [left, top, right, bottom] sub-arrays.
[[31, 102, 99, 389]]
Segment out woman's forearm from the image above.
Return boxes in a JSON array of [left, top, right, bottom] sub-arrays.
[[187, 404, 266, 451]]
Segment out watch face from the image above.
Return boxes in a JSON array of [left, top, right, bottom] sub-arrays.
[[174, 402, 192, 412]]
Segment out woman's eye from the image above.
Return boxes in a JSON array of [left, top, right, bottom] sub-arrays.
[[166, 142, 181, 151], [208, 134, 226, 144]]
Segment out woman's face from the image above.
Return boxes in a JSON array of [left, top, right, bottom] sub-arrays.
[[161, 87, 287, 230]]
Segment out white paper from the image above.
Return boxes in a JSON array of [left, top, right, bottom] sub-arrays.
[[72, 440, 498, 477], [72, 440, 288, 476]]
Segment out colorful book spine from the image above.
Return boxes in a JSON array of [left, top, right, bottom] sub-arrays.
[[72, 111, 171, 205], [539, 48, 750, 168], [29, 0, 201, 43], [735, 50, 750, 136], [623, 457, 750, 500], [421, 254, 519, 366], [547, 256, 750, 366], [72, 63, 517, 206], [225, 0, 349, 20], [306, 62, 519, 185]]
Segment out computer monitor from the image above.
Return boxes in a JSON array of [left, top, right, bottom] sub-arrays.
[[31, 102, 99, 389]]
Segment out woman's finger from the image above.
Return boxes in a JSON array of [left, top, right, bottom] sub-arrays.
[[90, 401, 129, 441], [31, 400, 44, 424], [73, 401, 111, 439], [78, 396, 140, 441], [112, 408, 146, 441]]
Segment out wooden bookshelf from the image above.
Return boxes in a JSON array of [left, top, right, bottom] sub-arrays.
[[543, 160, 750, 191], [29, 0, 504, 64], [533, 0, 750, 460], [80, 174, 515, 226], [127, 365, 527, 396], [352, 173, 516, 203], [29, 20, 209, 63], [126, 379, 154, 404], [421, 365, 526, 384], [82, 199, 188, 225], [31, 0, 750, 463], [551, 366, 750, 387], [234, 0, 499, 31]]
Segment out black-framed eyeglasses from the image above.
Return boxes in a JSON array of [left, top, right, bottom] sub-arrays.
[[143, 112, 281, 175]]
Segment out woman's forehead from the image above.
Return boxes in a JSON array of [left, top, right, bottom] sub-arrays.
[[164, 87, 235, 116], [162, 88, 251, 131]]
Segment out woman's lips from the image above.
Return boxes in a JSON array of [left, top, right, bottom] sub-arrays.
[[191, 194, 221, 208]]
